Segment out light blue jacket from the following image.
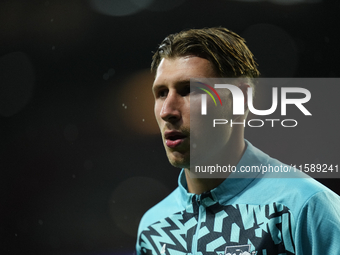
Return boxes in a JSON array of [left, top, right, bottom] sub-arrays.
[[136, 140, 340, 254]]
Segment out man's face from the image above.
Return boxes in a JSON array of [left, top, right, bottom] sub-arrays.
[[153, 56, 222, 168]]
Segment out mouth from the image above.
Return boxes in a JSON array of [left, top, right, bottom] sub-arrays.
[[164, 131, 187, 148]]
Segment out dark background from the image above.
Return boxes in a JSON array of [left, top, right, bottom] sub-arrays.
[[1, 0, 339, 254]]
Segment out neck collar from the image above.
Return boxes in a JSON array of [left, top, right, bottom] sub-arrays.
[[177, 140, 270, 208]]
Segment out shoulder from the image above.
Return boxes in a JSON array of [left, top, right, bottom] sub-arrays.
[[236, 164, 340, 253], [137, 169, 191, 235], [248, 169, 338, 213], [235, 148, 339, 217], [294, 188, 340, 254], [137, 186, 185, 237]]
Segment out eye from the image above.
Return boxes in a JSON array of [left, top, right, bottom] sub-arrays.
[[157, 89, 168, 98], [179, 85, 190, 96]]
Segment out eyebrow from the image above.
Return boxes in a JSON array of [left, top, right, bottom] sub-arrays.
[[152, 79, 191, 92]]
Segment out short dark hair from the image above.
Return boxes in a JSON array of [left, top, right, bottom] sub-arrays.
[[151, 27, 259, 79]]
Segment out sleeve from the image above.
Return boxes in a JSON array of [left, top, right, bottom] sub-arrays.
[[136, 213, 150, 255], [294, 190, 340, 254], [136, 229, 142, 255]]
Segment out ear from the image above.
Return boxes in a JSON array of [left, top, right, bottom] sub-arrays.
[[239, 83, 250, 112], [231, 82, 250, 121]]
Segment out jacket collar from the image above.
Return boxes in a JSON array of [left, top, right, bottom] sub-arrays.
[[177, 140, 270, 208]]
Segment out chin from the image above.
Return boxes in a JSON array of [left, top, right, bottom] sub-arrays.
[[167, 154, 190, 169]]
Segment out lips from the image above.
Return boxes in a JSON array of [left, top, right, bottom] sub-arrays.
[[164, 131, 187, 148]]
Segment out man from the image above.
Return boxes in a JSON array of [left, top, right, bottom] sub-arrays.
[[136, 27, 340, 255]]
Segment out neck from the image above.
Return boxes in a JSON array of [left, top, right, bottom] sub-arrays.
[[184, 136, 246, 194]]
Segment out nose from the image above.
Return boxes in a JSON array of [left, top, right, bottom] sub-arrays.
[[160, 91, 181, 123]]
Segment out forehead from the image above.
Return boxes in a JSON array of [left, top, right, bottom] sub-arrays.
[[153, 56, 216, 87]]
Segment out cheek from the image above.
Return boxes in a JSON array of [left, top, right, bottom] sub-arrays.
[[154, 103, 163, 124], [216, 90, 233, 116], [219, 101, 233, 120], [189, 94, 202, 116]]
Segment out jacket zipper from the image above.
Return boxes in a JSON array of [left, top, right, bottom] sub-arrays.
[[192, 195, 202, 254]]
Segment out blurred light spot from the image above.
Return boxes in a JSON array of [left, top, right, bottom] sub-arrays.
[[103, 68, 115, 80], [110, 176, 170, 237], [108, 68, 115, 76], [103, 69, 159, 135], [50, 18, 54, 22], [103, 73, 110, 80], [133, 0, 187, 12], [0, 52, 35, 117], [52, 46, 55, 50], [89, 0, 152, 17], [64, 124, 78, 141], [242, 24, 299, 77], [38, 220, 43, 225]]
